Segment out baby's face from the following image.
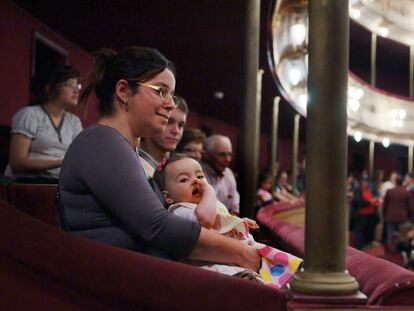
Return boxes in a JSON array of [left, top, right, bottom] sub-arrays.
[[164, 158, 206, 204]]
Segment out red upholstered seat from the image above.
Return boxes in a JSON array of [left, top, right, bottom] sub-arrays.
[[346, 248, 414, 305], [0, 200, 287, 310], [0, 182, 8, 202], [257, 203, 414, 307], [7, 183, 59, 227]]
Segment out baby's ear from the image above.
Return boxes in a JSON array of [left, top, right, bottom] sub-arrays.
[[163, 190, 174, 205]]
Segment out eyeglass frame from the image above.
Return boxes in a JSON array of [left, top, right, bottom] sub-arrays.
[[61, 82, 82, 91], [134, 82, 178, 106], [214, 151, 233, 158]]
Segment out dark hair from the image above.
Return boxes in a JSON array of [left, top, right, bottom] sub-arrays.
[[80, 46, 175, 116], [257, 171, 273, 188], [175, 95, 189, 115], [30, 64, 80, 106], [396, 174, 403, 186], [176, 128, 207, 152], [153, 153, 192, 192]]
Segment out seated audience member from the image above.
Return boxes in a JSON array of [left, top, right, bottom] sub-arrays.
[[396, 222, 414, 269], [352, 177, 382, 249], [273, 171, 300, 203], [176, 127, 207, 162], [201, 135, 240, 215], [153, 154, 303, 287], [256, 172, 274, 209], [347, 172, 355, 231], [59, 46, 260, 271], [139, 96, 188, 177], [4, 65, 83, 184], [383, 174, 411, 244], [380, 171, 397, 198]]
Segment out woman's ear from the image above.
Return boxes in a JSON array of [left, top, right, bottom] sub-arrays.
[[115, 79, 131, 108], [163, 190, 174, 205]]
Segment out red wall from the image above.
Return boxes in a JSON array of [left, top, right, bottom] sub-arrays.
[[0, 0, 301, 176], [0, 0, 98, 126]]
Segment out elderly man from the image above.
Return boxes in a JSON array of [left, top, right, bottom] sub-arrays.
[[201, 135, 240, 215], [140, 96, 188, 177]]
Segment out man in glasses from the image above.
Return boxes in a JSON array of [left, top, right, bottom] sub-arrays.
[[139, 96, 188, 177], [201, 135, 240, 215]]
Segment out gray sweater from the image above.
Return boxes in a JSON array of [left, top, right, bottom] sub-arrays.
[[59, 125, 200, 259]]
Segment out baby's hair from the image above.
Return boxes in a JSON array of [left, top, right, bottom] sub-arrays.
[[153, 153, 192, 191]]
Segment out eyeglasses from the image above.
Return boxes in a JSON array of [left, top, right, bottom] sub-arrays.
[[215, 152, 233, 158], [137, 83, 178, 106], [62, 82, 82, 90], [183, 148, 205, 156]]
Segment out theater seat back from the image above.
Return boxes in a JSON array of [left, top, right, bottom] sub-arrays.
[[7, 183, 59, 227]]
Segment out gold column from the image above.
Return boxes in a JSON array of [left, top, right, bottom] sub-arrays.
[[408, 145, 413, 174], [410, 46, 414, 98], [292, 114, 300, 193], [270, 97, 280, 185], [290, 0, 359, 295], [238, 0, 261, 219], [371, 33, 377, 86], [369, 141, 375, 179]]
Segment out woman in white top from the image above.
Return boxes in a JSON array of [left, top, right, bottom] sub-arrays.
[[4, 64, 83, 183]]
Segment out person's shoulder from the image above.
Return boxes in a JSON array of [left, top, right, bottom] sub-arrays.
[[77, 124, 123, 141], [223, 167, 236, 177], [64, 111, 82, 123], [13, 105, 41, 118]]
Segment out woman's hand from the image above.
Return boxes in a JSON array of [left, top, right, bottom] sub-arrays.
[[238, 244, 261, 271], [190, 228, 261, 272]]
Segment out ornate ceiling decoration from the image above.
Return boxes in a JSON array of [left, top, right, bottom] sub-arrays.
[[270, 0, 414, 147]]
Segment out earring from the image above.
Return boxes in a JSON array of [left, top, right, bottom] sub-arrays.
[[166, 198, 174, 204]]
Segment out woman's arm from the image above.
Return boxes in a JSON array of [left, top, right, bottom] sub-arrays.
[[9, 134, 62, 173], [194, 179, 217, 228], [189, 227, 261, 271]]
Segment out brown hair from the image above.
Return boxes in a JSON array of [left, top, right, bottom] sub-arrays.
[[175, 95, 189, 115], [176, 128, 207, 152], [30, 64, 80, 106], [153, 153, 191, 192], [80, 46, 175, 116]]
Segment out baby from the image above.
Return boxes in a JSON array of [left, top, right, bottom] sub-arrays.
[[153, 153, 302, 287]]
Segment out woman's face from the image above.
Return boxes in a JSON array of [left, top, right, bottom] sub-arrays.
[[182, 142, 203, 161], [127, 68, 176, 137], [56, 78, 80, 108]]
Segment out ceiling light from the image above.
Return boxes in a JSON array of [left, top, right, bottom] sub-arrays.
[[289, 68, 301, 85], [290, 23, 307, 46], [348, 86, 364, 100], [354, 131, 362, 142], [382, 138, 390, 148], [348, 98, 360, 112], [350, 8, 361, 19], [298, 94, 307, 109], [390, 109, 398, 119], [378, 26, 389, 37], [398, 109, 406, 119]]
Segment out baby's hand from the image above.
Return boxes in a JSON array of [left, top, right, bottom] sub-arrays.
[[198, 178, 216, 197], [242, 218, 259, 230]]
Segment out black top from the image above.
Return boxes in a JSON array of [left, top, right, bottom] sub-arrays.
[[59, 125, 200, 259]]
